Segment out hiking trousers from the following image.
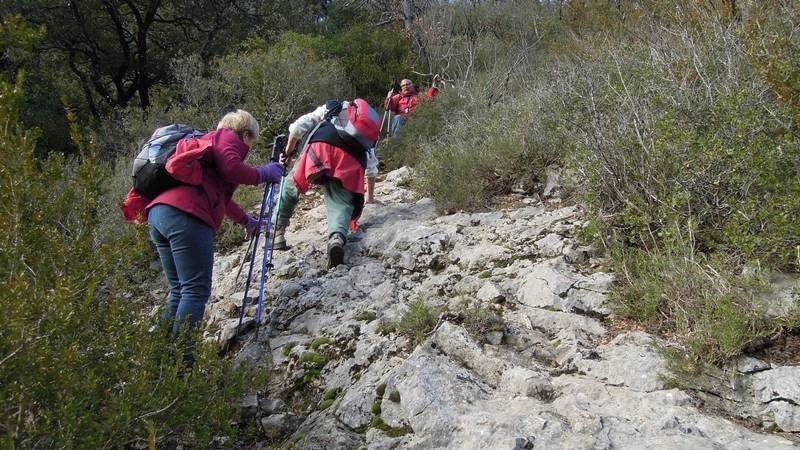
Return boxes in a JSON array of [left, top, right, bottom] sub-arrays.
[[276, 173, 354, 238], [390, 115, 406, 138], [148, 204, 214, 336]]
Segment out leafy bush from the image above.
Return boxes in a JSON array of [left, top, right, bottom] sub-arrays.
[[306, 25, 415, 106], [552, 2, 800, 364], [397, 0, 799, 368], [94, 36, 354, 160], [394, 300, 442, 345], [393, 82, 563, 212], [0, 79, 262, 448], [612, 234, 800, 368], [556, 4, 800, 270]]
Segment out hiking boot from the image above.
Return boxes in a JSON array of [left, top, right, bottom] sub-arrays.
[[271, 226, 287, 250], [327, 232, 346, 268]]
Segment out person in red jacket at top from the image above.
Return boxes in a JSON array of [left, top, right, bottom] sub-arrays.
[[384, 74, 444, 137], [146, 109, 284, 337]]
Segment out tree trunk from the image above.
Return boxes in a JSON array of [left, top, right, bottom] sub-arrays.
[[401, 0, 429, 69]]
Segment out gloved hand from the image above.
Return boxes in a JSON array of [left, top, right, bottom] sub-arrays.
[[241, 215, 259, 240], [256, 161, 285, 184]]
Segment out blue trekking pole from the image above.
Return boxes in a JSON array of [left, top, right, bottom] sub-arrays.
[[237, 134, 287, 337], [236, 176, 270, 336], [253, 134, 287, 340], [253, 182, 277, 340]]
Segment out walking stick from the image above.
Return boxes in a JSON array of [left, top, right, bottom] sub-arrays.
[[379, 109, 389, 138], [236, 176, 271, 336], [253, 134, 287, 340], [253, 182, 277, 340], [235, 232, 255, 282], [237, 134, 287, 337]]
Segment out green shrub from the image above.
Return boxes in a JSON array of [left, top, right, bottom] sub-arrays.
[[395, 300, 442, 345], [94, 36, 354, 160], [612, 234, 799, 366], [305, 25, 415, 106], [408, 85, 562, 212], [310, 336, 335, 351], [0, 79, 262, 448], [369, 416, 413, 438]]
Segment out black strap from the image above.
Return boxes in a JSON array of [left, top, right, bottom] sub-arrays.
[[308, 122, 367, 169]]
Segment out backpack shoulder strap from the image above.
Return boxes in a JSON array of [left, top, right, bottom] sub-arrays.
[[298, 100, 342, 155]]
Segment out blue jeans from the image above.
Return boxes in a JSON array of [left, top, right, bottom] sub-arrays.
[[391, 115, 406, 138], [148, 204, 214, 335]]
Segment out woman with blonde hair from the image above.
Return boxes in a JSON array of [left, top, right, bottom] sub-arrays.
[[146, 110, 284, 337]]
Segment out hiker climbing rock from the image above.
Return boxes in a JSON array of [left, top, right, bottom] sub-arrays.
[[145, 110, 284, 336], [384, 74, 444, 137], [273, 99, 380, 268]]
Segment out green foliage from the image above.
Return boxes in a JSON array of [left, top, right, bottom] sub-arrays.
[[294, 351, 329, 390], [0, 15, 44, 75], [308, 25, 414, 106], [611, 237, 799, 366], [318, 388, 338, 411], [95, 36, 353, 160], [310, 337, 335, 351], [3, 0, 275, 112], [394, 300, 442, 345], [323, 388, 338, 401], [0, 80, 261, 447], [743, 2, 800, 134], [401, 85, 562, 212], [299, 351, 329, 369], [369, 416, 413, 438], [355, 310, 378, 322]]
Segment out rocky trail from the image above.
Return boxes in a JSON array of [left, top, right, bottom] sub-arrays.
[[201, 167, 799, 449]]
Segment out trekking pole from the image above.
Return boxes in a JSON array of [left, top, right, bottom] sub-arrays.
[[236, 174, 271, 335], [386, 110, 392, 141], [253, 182, 277, 340], [379, 109, 389, 139], [237, 134, 287, 336], [253, 134, 287, 340], [385, 79, 400, 140], [235, 233, 255, 282]]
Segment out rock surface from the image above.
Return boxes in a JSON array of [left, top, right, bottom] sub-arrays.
[[198, 167, 799, 448]]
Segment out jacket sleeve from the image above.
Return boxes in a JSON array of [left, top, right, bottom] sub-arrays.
[[225, 198, 247, 224], [288, 105, 326, 139], [426, 86, 439, 99], [384, 94, 400, 114], [211, 129, 261, 186]]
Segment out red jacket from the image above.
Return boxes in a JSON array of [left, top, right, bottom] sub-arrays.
[[384, 87, 439, 117], [293, 141, 365, 230], [293, 142, 364, 195], [125, 128, 261, 232]]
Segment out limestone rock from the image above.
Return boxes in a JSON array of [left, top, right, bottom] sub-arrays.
[[260, 413, 304, 440], [535, 233, 564, 257], [476, 281, 505, 303], [576, 331, 667, 392], [750, 366, 800, 431], [517, 258, 612, 315], [196, 166, 795, 449]]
